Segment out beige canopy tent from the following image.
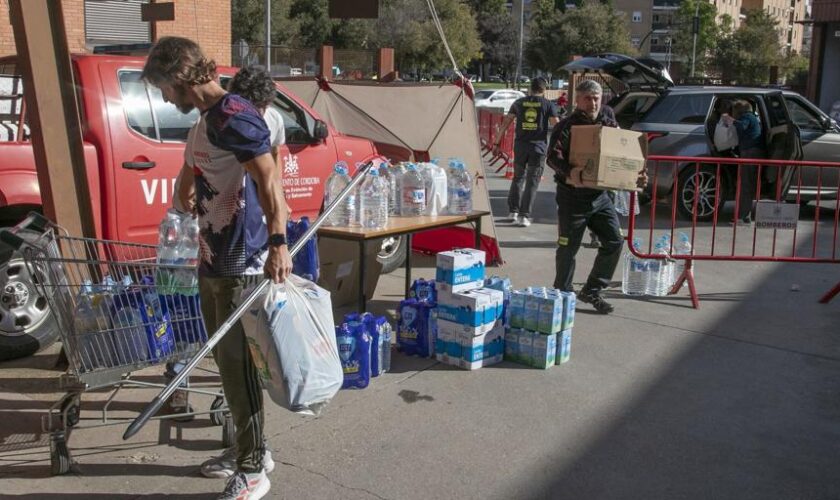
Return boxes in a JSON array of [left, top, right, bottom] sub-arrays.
[[281, 78, 502, 264]]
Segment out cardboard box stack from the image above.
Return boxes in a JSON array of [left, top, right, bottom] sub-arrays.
[[505, 287, 575, 369], [433, 249, 508, 370]]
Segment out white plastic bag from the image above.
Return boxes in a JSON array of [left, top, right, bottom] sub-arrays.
[[241, 275, 342, 416], [714, 119, 738, 152]]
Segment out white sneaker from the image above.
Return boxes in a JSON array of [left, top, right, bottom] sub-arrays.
[[518, 217, 532, 227], [506, 212, 519, 223], [217, 470, 270, 500], [201, 447, 275, 479]]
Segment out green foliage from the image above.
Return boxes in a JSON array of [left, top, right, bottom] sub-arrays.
[[672, 0, 722, 74], [782, 53, 809, 87], [232, 0, 481, 71], [477, 11, 518, 76], [373, 0, 482, 71], [525, 0, 634, 73], [714, 9, 784, 84]]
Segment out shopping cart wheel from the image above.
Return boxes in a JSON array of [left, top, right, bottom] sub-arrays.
[[221, 413, 235, 448], [210, 395, 226, 426], [60, 393, 81, 428], [50, 431, 72, 475]]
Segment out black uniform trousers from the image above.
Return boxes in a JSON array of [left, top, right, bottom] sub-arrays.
[[553, 182, 624, 293]]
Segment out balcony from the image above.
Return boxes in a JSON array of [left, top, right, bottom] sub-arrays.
[[653, 0, 680, 9], [651, 22, 675, 30]]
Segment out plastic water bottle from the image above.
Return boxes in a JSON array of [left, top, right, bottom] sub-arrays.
[[379, 161, 397, 216], [359, 167, 389, 229], [380, 322, 392, 373], [400, 163, 426, 216], [324, 162, 355, 226], [646, 237, 673, 296], [179, 215, 200, 295], [622, 238, 648, 295], [447, 160, 473, 215], [673, 232, 692, 288], [156, 209, 182, 295]]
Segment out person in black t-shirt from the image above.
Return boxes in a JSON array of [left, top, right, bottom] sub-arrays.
[[493, 77, 559, 227]]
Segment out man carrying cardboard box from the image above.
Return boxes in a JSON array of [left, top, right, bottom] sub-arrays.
[[546, 80, 647, 314]]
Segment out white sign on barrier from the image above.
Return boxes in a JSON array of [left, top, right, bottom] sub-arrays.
[[755, 201, 799, 230]]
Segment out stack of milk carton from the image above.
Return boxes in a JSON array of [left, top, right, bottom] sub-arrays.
[[433, 249, 507, 370], [505, 287, 575, 369], [397, 280, 438, 358]]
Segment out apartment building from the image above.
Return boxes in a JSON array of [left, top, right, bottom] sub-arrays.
[[742, 0, 808, 53]]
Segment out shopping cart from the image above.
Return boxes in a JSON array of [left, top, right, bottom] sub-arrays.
[[0, 160, 374, 474], [0, 212, 232, 474]]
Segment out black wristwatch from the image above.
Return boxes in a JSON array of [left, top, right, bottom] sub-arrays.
[[267, 233, 287, 247]]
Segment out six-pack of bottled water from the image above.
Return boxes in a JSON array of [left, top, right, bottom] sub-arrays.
[[507, 287, 576, 369], [336, 313, 393, 390], [622, 232, 692, 297]]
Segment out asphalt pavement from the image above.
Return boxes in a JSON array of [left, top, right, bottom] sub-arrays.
[[1, 165, 839, 499]]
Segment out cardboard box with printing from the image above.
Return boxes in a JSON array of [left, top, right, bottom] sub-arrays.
[[570, 125, 647, 191]]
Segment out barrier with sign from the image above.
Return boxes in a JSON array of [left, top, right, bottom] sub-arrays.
[[626, 155, 840, 308]]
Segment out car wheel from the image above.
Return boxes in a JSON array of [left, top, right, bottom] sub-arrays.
[[676, 166, 726, 222], [0, 228, 59, 362], [377, 235, 407, 274]]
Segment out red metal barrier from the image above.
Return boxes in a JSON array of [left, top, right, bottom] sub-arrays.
[[627, 155, 840, 308], [477, 108, 515, 177]]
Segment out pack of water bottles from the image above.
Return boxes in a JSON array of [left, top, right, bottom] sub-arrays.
[[322, 158, 473, 228], [69, 210, 207, 371], [336, 313, 393, 390], [155, 209, 208, 347], [622, 233, 691, 297]]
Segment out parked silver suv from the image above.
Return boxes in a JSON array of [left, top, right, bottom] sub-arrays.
[[564, 54, 840, 220]]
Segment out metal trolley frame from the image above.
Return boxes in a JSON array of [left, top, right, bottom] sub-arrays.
[[2, 214, 229, 474]]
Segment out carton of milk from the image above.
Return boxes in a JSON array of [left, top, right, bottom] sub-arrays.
[[523, 291, 546, 331], [458, 323, 504, 370], [532, 333, 557, 369], [471, 288, 505, 324], [509, 290, 528, 329], [560, 291, 576, 330], [437, 289, 497, 327], [435, 328, 460, 366], [435, 249, 486, 294], [484, 276, 512, 326], [556, 328, 573, 364], [517, 330, 535, 366], [504, 329, 520, 363], [437, 317, 498, 339], [537, 292, 564, 334]]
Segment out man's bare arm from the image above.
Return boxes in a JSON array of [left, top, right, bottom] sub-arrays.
[[177, 163, 196, 213], [244, 152, 292, 282]]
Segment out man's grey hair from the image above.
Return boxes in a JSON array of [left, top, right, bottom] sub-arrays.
[[575, 79, 603, 95]]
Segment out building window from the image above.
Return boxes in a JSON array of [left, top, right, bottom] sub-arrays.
[[631, 36, 641, 47], [632, 11, 643, 22], [651, 37, 660, 45]]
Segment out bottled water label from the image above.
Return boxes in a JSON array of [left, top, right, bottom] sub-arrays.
[[410, 190, 425, 203]]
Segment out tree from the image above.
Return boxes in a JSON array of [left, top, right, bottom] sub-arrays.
[[525, 0, 634, 73], [672, 0, 723, 75], [232, 0, 298, 46], [714, 9, 784, 84], [476, 11, 518, 77], [373, 0, 482, 72]]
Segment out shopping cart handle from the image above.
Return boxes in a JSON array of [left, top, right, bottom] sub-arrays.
[[123, 396, 165, 440]]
